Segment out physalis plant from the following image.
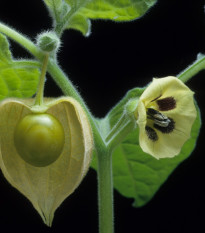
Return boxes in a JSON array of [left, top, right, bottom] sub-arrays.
[[0, 0, 201, 232]]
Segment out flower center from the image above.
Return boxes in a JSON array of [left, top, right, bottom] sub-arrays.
[[143, 95, 177, 142], [145, 108, 175, 141], [147, 108, 171, 127]]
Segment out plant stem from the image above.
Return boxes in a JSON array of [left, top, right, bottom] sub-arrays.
[[35, 53, 49, 106], [105, 113, 136, 150], [0, 21, 41, 58], [107, 120, 135, 151], [106, 113, 128, 142], [177, 54, 205, 82], [97, 149, 114, 233]]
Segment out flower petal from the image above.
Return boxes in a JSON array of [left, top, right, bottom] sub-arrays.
[[137, 76, 197, 159], [140, 76, 194, 109]]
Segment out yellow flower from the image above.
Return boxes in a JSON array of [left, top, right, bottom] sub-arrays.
[[0, 97, 93, 226], [135, 76, 197, 159]]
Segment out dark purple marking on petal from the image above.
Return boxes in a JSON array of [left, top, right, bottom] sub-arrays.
[[145, 126, 158, 141], [157, 97, 176, 111], [154, 118, 175, 134]]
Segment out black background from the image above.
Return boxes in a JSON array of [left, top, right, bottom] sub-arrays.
[[1, 0, 205, 233]]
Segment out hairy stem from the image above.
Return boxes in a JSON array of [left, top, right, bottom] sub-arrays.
[[177, 54, 205, 83], [107, 120, 135, 151], [97, 149, 114, 233], [0, 22, 41, 58], [35, 53, 49, 106]]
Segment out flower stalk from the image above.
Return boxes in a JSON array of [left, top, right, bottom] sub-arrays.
[[177, 54, 205, 83], [34, 52, 49, 106], [106, 113, 136, 151]]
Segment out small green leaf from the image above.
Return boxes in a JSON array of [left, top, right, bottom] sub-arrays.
[[92, 88, 201, 207], [0, 33, 40, 101]]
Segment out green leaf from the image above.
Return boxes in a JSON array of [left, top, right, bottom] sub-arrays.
[[67, 14, 91, 36], [92, 88, 201, 207], [112, 107, 200, 207], [0, 33, 40, 101], [67, 0, 157, 35], [44, 0, 62, 9], [43, 0, 157, 36], [78, 0, 157, 21], [44, 0, 69, 23]]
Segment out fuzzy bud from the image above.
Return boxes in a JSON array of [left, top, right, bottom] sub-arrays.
[[37, 31, 60, 52]]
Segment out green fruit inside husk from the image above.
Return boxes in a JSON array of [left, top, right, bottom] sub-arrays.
[[14, 113, 65, 167]]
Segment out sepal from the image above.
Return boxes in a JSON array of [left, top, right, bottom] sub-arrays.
[[0, 97, 93, 226]]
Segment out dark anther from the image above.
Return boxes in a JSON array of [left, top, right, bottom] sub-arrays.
[[145, 126, 158, 141], [147, 108, 170, 127], [154, 118, 175, 134], [157, 97, 176, 111], [147, 108, 158, 116]]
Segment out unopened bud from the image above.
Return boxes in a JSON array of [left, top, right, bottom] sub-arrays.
[[37, 31, 60, 52]]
